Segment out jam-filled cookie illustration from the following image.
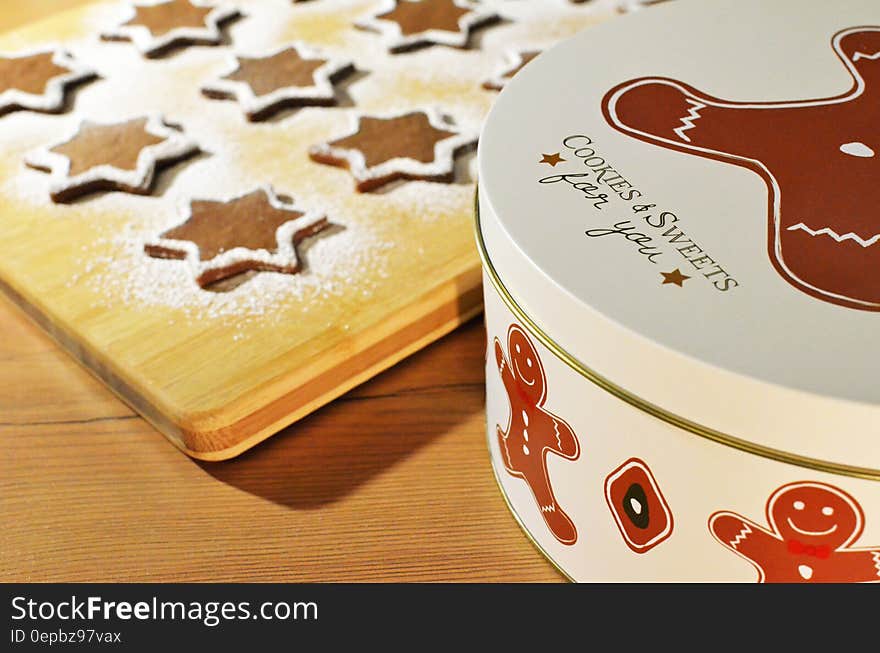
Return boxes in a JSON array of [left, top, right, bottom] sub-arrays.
[[603, 27, 880, 311], [495, 324, 580, 544], [604, 458, 673, 553], [709, 481, 880, 583]]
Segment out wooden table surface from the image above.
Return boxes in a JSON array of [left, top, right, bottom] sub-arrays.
[[0, 1, 561, 583]]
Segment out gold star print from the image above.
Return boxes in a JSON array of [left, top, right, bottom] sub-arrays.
[[540, 152, 565, 166], [661, 269, 690, 287]]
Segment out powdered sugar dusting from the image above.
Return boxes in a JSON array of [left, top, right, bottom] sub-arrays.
[[100, 0, 240, 59], [81, 217, 393, 324], [356, 0, 500, 52], [0, 0, 616, 340], [308, 108, 477, 190]]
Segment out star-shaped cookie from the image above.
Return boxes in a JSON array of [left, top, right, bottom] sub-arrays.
[[143, 187, 330, 288], [25, 115, 198, 203], [0, 49, 96, 117], [308, 109, 476, 192], [482, 49, 541, 91], [357, 0, 499, 53], [201, 44, 354, 121], [101, 0, 240, 58]]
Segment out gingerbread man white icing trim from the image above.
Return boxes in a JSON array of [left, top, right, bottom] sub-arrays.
[[24, 114, 198, 202], [495, 324, 580, 545], [0, 48, 96, 116], [604, 26, 880, 310], [357, 0, 498, 52], [101, 0, 240, 59], [200, 44, 354, 121]]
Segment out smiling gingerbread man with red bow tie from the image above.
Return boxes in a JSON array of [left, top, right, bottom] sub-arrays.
[[709, 481, 880, 583]]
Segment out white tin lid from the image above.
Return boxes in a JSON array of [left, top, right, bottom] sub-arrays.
[[478, 0, 880, 474]]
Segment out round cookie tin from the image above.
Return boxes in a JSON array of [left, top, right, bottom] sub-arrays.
[[476, 0, 880, 582]]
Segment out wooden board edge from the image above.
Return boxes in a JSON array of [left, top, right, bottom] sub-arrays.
[[0, 274, 185, 443], [181, 265, 485, 460], [193, 282, 485, 461], [0, 264, 485, 461], [0, 2, 490, 461]]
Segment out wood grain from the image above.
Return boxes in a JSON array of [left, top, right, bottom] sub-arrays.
[[0, 0, 486, 460], [0, 0, 562, 584], [0, 291, 561, 582]]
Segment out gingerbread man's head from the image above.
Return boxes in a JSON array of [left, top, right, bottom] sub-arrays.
[[507, 325, 546, 404], [768, 482, 864, 550]]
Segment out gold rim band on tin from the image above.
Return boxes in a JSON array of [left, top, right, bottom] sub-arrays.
[[475, 195, 880, 482]]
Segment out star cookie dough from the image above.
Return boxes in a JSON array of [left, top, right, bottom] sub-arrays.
[[357, 0, 499, 53], [201, 44, 354, 121], [0, 49, 96, 116], [482, 49, 541, 91], [308, 109, 476, 192], [101, 0, 240, 58], [144, 187, 330, 288], [25, 115, 198, 203]]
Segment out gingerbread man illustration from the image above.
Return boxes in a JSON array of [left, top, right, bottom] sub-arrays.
[[709, 481, 880, 583], [495, 324, 580, 544], [603, 27, 880, 310]]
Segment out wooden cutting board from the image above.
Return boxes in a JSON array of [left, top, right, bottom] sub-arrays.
[[0, 0, 613, 460]]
